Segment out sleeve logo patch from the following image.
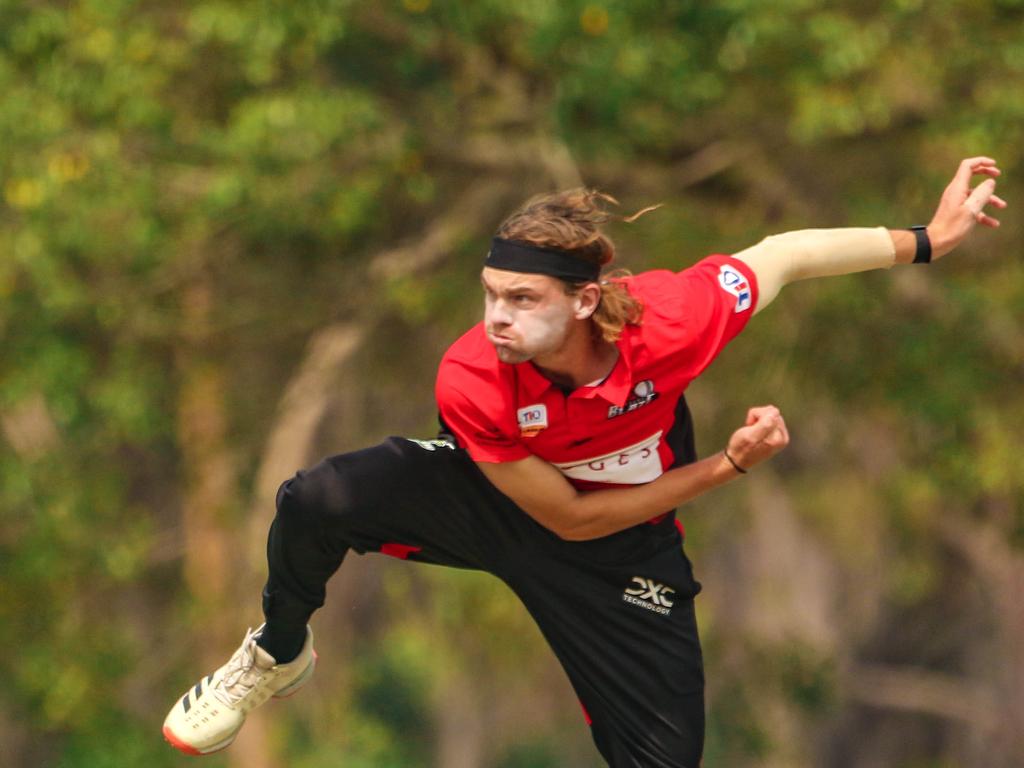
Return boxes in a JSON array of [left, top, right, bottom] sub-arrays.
[[517, 403, 548, 437], [718, 265, 752, 313]]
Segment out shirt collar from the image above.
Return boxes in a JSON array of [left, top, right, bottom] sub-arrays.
[[514, 335, 635, 407]]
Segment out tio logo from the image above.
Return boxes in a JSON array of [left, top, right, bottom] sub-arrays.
[[517, 403, 548, 436]]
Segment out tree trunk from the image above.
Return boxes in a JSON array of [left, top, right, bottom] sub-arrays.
[[435, 668, 486, 768], [176, 275, 267, 768]]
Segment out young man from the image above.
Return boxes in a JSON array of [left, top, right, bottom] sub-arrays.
[[163, 158, 1004, 766]]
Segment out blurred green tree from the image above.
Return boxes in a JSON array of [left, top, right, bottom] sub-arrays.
[[1, 1, 1021, 766]]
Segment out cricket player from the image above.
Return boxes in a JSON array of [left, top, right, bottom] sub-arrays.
[[163, 157, 1004, 766]]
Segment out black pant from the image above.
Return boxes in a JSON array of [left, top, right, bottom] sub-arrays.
[[263, 436, 705, 767]]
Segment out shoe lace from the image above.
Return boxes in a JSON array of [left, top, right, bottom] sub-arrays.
[[213, 627, 266, 707]]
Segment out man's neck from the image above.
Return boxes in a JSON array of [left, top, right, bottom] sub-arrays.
[[531, 329, 619, 391]]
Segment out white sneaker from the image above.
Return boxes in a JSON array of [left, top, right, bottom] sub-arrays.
[[163, 625, 316, 755]]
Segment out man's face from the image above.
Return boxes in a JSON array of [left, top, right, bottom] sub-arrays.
[[481, 268, 577, 364]]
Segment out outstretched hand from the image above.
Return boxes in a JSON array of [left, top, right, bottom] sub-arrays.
[[928, 157, 1008, 259], [725, 405, 789, 472]]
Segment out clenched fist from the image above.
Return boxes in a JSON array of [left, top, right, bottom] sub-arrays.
[[724, 405, 790, 472]]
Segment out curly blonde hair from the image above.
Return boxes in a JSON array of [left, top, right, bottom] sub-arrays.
[[495, 188, 652, 342]]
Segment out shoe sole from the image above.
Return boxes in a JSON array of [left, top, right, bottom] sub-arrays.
[[163, 723, 238, 756], [163, 652, 317, 756]]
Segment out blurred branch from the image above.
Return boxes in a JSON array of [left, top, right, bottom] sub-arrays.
[[534, 132, 584, 189], [672, 140, 758, 188], [934, 511, 1023, 619], [589, 139, 756, 194], [241, 324, 366, 603], [372, 125, 585, 283], [846, 663, 1000, 731], [432, 132, 583, 183], [248, 324, 366, 512], [369, 178, 513, 281]]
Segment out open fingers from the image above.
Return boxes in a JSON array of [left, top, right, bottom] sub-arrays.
[[974, 184, 1005, 228], [952, 157, 999, 191], [966, 178, 998, 214], [971, 161, 1001, 178], [978, 191, 1006, 227]]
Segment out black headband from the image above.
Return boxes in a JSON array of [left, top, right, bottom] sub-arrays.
[[484, 238, 601, 283]]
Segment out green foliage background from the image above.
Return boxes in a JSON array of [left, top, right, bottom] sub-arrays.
[[2, 1, 1022, 766]]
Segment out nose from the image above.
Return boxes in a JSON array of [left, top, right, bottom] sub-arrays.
[[487, 298, 512, 328]]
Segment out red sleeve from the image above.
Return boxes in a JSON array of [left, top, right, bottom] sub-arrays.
[[631, 254, 758, 380], [436, 369, 530, 464]]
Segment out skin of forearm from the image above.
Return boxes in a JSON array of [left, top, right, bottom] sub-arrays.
[[557, 453, 738, 541], [888, 228, 918, 263]]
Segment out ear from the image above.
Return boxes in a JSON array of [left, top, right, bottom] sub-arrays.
[[572, 283, 602, 320]]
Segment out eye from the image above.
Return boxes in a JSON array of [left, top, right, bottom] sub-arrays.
[[513, 294, 535, 306]]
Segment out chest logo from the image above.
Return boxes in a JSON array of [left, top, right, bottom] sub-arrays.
[[718, 264, 753, 313], [607, 379, 658, 419], [517, 403, 548, 437]]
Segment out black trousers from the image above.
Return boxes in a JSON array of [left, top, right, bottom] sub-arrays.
[[263, 436, 705, 767]]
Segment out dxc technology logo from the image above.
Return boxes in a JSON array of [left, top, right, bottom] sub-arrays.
[[622, 576, 675, 616]]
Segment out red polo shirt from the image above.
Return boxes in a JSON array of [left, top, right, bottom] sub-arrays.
[[435, 254, 757, 490]]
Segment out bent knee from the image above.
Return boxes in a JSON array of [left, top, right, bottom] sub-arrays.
[[275, 460, 357, 525]]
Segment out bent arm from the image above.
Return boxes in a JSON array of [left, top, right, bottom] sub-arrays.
[[477, 405, 788, 541], [478, 451, 736, 541], [734, 157, 1006, 314]]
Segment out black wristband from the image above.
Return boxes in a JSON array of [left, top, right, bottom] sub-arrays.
[[910, 225, 931, 264], [723, 449, 747, 474]]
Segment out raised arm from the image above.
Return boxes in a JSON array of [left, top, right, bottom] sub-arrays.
[[477, 405, 788, 541], [735, 157, 1007, 313]]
